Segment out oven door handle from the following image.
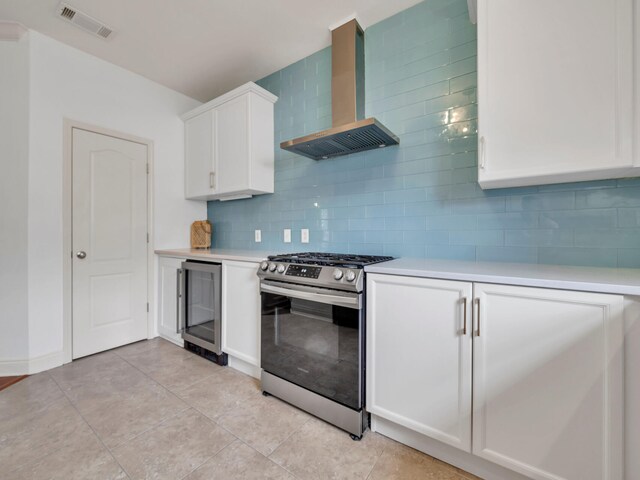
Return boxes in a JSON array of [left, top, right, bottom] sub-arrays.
[[260, 283, 361, 309]]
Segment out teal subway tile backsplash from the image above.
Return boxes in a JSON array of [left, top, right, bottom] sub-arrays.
[[539, 248, 619, 268], [618, 208, 640, 227], [476, 246, 538, 264], [618, 250, 640, 268], [207, 0, 640, 268]]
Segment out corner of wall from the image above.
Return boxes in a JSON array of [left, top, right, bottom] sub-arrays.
[[0, 31, 31, 372]]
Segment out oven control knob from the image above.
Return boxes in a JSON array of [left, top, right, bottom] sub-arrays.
[[268, 263, 277, 272], [333, 268, 344, 280], [345, 270, 357, 282], [260, 261, 269, 271], [277, 264, 286, 274]]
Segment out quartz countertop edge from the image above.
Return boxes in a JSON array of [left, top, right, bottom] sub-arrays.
[[155, 248, 271, 263], [365, 258, 640, 296]]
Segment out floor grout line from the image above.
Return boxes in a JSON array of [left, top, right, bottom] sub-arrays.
[[364, 428, 398, 480], [4, 373, 75, 474], [175, 436, 240, 480], [112, 338, 306, 478], [54, 347, 193, 452], [363, 445, 384, 480], [48, 370, 132, 480], [9, 340, 475, 480], [48, 346, 206, 476], [89, 341, 251, 479], [113, 339, 223, 396], [218, 417, 304, 479], [108, 401, 192, 450], [266, 414, 314, 460]]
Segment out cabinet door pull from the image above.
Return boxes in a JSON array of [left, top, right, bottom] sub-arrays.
[[475, 297, 481, 336], [462, 297, 468, 335], [209, 172, 215, 188], [176, 268, 184, 334], [479, 136, 486, 169]]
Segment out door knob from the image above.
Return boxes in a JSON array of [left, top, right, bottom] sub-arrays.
[[76, 251, 87, 259]]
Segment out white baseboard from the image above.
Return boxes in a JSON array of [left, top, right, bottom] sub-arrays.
[[157, 332, 184, 347], [371, 415, 529, 480], [0, 350, 64, 376], [228, 355, 260, 379], [155, 334, 259, 379]]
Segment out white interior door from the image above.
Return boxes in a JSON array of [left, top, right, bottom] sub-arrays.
[[72, 128, 148, 359]]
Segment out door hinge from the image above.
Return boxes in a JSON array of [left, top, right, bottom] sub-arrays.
[[146, 163, 149, 174], [147, 302, 149, 312]]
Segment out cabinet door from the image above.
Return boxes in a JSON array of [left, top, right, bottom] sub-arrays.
[[157, 257, 184, 345], [215, 95, 250, 196], [472, 283, 623, 480], [367, 274, 473, 452], [221, 260, 260, 366], [478, 0, 634, 189], [185, 111, 215, 199]]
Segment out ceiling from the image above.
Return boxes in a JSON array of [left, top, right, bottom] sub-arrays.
[[0, 0, 423, 102]]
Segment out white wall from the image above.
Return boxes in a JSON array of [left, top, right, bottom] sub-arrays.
[[0, 30, 204, 369], [0, 35, 30, 369]]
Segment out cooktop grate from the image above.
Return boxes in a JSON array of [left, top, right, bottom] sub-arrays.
[[268, 252, 394, 268]]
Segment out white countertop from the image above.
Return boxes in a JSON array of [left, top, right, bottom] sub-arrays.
[[365, 258, 640, 296], [155, 248, 271, 263]]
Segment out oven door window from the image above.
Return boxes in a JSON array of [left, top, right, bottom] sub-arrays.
[[261, 291, 362, 410]]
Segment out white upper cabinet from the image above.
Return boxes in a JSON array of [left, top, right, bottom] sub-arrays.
[[215, 95, 250, 197], [185, 111, 215, 199], [477, 0, 636, 189], [183, 82, 277, 201]]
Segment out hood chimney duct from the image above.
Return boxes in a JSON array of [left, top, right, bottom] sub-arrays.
[[280, 18, 399, 160]]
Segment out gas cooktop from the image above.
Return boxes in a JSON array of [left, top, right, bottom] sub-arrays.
[[258, 252, 394, 293], [267, 252, 393, 269]]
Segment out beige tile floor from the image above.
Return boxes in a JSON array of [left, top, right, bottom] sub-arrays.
[[0, 338, 482, 480]]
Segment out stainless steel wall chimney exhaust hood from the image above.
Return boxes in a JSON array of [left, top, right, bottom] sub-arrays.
[[280, 19, 399, 160]]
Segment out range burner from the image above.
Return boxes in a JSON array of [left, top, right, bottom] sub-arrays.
[[268, 252, 393, 269]]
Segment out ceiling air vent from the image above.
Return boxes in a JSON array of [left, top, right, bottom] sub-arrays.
[[56, 2, 114, 40], [60, 6, 75, 20]]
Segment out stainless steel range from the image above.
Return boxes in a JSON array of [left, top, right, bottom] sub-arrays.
[[257, 252, 393, 440]]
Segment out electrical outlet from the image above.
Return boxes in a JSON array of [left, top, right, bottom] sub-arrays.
[[283, 229, 291, 243], [254, 229, 262, 243], [301, 228, 309, 244]]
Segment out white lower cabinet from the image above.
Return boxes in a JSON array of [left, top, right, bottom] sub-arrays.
[[367, 274, 473, 452], [472, 283, 624, 480], [221, 260, 261, 368], [367, 275, 624, 480], [157, 256, 185, 345]]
